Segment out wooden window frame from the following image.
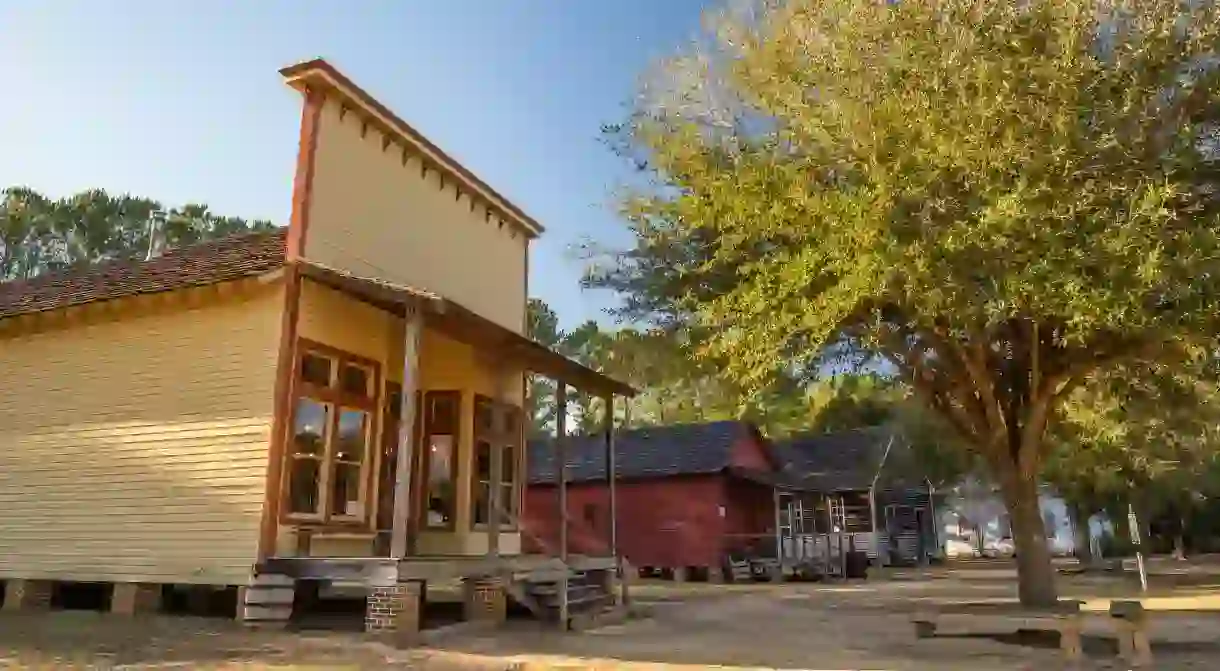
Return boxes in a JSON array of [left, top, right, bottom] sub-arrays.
[[470, 394, 522, 531], [420, 390, 461, 531], [282, 338, 381, 528]]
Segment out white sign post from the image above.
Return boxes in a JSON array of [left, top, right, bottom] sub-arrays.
[[1128, 503, 1148, 593]]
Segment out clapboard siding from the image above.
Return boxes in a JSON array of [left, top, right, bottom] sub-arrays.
[[304, 98, 528, 334], [0, 285, 283, 585]]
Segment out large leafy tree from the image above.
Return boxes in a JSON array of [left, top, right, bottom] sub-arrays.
[[0, 186, 275, 282], [592, 0, 1220, 605], [1047, 357, 1220, 561]]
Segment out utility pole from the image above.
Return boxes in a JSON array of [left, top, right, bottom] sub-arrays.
[[146, 209, 165, 260], [1128, 502, 1148, 592]]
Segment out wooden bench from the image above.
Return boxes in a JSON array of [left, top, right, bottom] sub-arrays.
[[1109, 600, 1152, 666], [911, 601, 1084, 661]]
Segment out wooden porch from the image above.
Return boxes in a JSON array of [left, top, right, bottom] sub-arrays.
[[258, 553, 618, 584], [724, 467, 937, 578], [248, 260, 635, 637]]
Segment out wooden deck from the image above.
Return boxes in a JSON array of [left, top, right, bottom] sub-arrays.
[[257, 554, 617, 584]]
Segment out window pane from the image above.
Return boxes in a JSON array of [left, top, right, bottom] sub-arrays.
[[428, 435, 454, 485], [473, 482, 490, 525], [504, 407, 521, 436], [501, 445, 515, 485], [331, 462, 362, 517], [426, 435, 455, 528], [431, 394, 457, 432], [300, 352, 333, 387], [292, 399, 329, 456], [340, 363, 372, 397], [335, 409, 369, 463], [288, 458, 321, 514], [386, 389, 403, 420], [475, 440, 491, 480], [498, 483, 515, 517], [475, 398, 493, 433]]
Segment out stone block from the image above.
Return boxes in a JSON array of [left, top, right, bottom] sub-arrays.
[[462, 577, 506, 624], [111, 582, 162, 616], [366, 581, 422, 643], [3, 579, 51, 612]]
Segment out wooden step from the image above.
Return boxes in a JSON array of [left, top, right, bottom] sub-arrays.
[[519, 568, 588, 583], [568, 590, 614, 609], [530, 584, 600, 606]]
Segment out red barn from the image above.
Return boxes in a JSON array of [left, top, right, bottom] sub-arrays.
[[524, 421, 781, 580]]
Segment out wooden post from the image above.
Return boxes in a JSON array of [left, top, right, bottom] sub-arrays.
[[773, 487, 783, 563], [824, 494, 835, 575], [869, 485, 880, 566], [487, 365, 507, 558], [618, 396, 631, 607], [604, 394, 617, 559], [555, 381, 569, 629], [390, 305, 423, 559]]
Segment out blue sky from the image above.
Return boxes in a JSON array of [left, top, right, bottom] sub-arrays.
[[0, 1, 709, 328]]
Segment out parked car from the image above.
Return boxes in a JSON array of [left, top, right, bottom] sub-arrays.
[[982, 536, 1016, 558]]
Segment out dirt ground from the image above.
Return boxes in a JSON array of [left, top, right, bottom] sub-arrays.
[[2, 565, 1220, 670]]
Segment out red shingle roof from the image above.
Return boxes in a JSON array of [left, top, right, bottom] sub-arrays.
[[0, 228, 288, 320]]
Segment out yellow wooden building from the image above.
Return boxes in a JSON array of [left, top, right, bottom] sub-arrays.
[[0, 59, 631, 636]]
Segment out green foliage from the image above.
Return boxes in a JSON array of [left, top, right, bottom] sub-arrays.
[[1047, 354, 1220, 521], [596, 0, 1220, 438], [526, 299, 566, 436], [594, 0, 1220, 604], [0, 186, 275, 281], [525, 299, 972, 486], [524, 302, 756, 436]]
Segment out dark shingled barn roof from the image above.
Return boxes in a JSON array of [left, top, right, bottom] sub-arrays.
[[528, 420, 758, 485], [0, 228, 288, 320], [770, 425, 901, 491]]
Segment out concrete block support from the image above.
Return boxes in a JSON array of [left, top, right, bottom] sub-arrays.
[[366, 580, 423, 643], [111, 582, 161, 615], [3, 579, 51, 612], [242, 573, 295, 629], [597, 568, 619, 603], [462, 577, 506, 624]]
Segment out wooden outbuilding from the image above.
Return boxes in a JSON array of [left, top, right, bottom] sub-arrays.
[[525, 423, 939, 581], [526, 421, 779, 580]]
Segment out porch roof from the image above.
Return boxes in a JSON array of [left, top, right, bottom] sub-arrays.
[[296, 260, 636, 398], [726, 466, 857, 493]]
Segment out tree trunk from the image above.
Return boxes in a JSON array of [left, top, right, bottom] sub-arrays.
[[1067, 501, 1094, 567], [1000, 469, 1059, 607], [1173, 515, 1187, 560]]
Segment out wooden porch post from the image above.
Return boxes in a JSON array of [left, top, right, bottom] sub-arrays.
[[604, 394, 617, 559], [555, 381, 569, 629], [555, 382, 569, 562], [487, 364, 508, 558], [773, 487, 783, 563], [617, 395, 631, 607], [390, 305, 423, 559]]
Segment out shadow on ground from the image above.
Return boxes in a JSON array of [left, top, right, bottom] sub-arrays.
[[0, 612, 403, 669]]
